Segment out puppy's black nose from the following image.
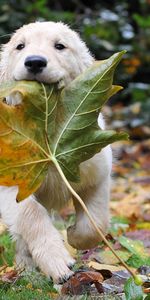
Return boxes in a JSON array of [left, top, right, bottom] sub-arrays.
[[24, 55, 47, 74]]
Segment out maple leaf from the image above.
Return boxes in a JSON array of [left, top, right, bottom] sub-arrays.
[[0, 51, 128, 201]]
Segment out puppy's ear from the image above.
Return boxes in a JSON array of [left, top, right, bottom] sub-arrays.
[[78, 48, 94, 73], [63, 23, 94, 72], [80, 48, 94, 70], [73, 34, 94, 72]]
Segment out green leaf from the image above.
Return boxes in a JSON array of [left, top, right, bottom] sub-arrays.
[[119, 236, 149, 258], [100, 249, 131, 265], [127, 254, 150, 268], [124, 277, 144, 300], [119, 236, 150, 268], [0, 51, 128, 201]]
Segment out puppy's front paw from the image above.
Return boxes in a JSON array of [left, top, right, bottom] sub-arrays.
[[32, 237, 75, 283]]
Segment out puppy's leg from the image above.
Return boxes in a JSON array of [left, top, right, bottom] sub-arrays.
[[67, 146, 112, 250], [0, 186, 74, 282]]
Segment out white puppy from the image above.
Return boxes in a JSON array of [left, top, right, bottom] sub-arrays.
[[0, 22, 112, 282]]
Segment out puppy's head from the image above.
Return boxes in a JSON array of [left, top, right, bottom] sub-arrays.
[[0, 22, 94, 86]]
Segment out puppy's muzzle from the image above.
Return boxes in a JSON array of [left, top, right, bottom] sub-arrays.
[[24, 55, 47, 74]]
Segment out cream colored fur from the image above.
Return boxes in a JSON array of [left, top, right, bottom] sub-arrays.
[[0, 21, 112, 282]]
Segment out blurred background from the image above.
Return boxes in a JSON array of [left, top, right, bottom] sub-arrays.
[[0, 0, 150, 139]]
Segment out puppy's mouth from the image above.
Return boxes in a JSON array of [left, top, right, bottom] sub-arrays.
[[14, 75, 65, 89], [5, 75, 65, 106]]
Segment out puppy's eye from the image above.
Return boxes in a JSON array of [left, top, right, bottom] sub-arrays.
[[16, 43, 25, 50], [55, 43, 66, 50]]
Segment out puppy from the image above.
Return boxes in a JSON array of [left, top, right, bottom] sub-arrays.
[[0, 22, 112, 282]]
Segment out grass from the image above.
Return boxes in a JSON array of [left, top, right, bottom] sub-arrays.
[[0, 288, 55, 300], [0, 273, 58, 300], [0, 233, 15, 266]]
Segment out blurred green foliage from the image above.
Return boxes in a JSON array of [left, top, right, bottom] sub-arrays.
[[0, 0, 150, 113]]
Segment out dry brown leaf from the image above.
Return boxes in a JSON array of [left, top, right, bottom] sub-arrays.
[[0, 269, 18, 283], [62, 270, 104, 295]]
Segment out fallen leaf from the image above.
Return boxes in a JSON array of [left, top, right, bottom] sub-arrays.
[[119, 236, 150, 268], [119, 236, 149, 258], [61, 270, 104, 295], [127, 254, 150, 268], [99, 249, 131, 265], [0, 269, 18, 283]]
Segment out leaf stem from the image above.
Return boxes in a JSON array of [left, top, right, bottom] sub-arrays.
[[41, 83, 54, 134], [52, 157, 137, 280]]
